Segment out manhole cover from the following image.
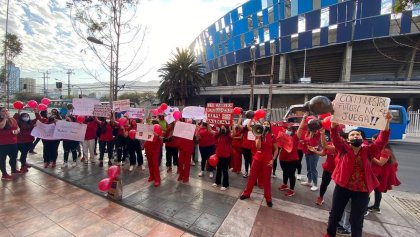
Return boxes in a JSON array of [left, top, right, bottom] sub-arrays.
[[394, 197, 420, 223]]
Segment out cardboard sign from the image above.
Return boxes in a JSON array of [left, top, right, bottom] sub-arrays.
[[72, 98, 101, 116], [182, 106, 205, 120], [112, 99, 131, 112], [206, 103, 234, 125], [136, 123, 154, 141], [31, 121, 55, 140], [107, 178, 123, 201], [53, 120, 87, 142], [126, 108, 145, 119], [332, 93, 390, 130], [247, 131, 256, 141], [93, 104, 112, 117], [173, 121, 196, 140]]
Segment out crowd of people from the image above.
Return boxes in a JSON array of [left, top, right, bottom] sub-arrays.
[[0, 105, 401, 237]]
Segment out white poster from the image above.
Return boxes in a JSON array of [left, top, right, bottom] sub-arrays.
[[173, 121, 196, 140], [136, 123, 154, 141], [112, 99, 131, 112], [164, 106, 179, 124], [93, 104, 112, 117], [31, 121, 55, 140], [182, 106, 205, 120], [72, 98, 101, 116], [126, 108, 145, 119], [331, 93, 390, 130], [53, 120, 87, 142], [247, 131, 256, 141]]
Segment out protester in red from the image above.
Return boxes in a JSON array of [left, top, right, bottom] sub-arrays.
[[82, 116, 98, 165], [0, 107, 22, 180], [14, 110, 38, 172], [230, 124, 243, 174], [61, 115, 80, 168], [96, 114, 116, 167], [177, 119, 197, 183], [277, 124, 300, 197], [324, 112, 392, 237], [212, 125, 232, 191], [240, 120, 279, 207], [144, 128, 163, 187], [241, 118, 254, 178], [40, 109, 61, 168], [164, 122, 179, 172], [197, 121, 216, 178]]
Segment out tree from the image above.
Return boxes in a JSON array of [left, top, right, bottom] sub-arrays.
[[157, 48, 206, 106], [14, 92, 44, 102], [394, 0, 420, 12], [67, 0, 147, 100], [1, 33, 23, 83]]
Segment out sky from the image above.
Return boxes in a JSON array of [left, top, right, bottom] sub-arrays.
[[0, 0, 248, 91]]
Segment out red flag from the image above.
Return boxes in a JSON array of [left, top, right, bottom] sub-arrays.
[[277, 131, 294, 153]]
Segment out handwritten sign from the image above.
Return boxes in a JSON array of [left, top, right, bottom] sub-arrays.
[[31, 121, 55, 140], [112, 99, 130, 112], [206, 103, 234, 125], [126, 108, 145, 119], [182, 106, 205, 120], [173, 121, 196, 140], [53, 120, 87, 142], [93, 104, 112, 117], [332, 93, 390, 130], [72, 98, 101, 116], [136, 123, 154, 141]]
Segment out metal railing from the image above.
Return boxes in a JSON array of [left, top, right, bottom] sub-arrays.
[[407, 110, 420, 137]]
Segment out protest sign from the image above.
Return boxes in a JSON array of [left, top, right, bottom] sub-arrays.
[[331, 93, 390, 130], [93, 104, 112, 117], [173, 121, 196, 140], [72, 98, 101, 116], [112, 99, 131, 112], [182, 106, 205, 120], [53, 120, 87, 142], [247, 131, 256, 141], [164, 107, 179, 124], [136, 123, 154, 141], [206, 103, 234, 125], [126, 108, 145, 119], [31, 121, 55, 140]]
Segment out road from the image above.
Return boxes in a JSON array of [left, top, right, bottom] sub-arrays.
[[390, 142, 420, 194]]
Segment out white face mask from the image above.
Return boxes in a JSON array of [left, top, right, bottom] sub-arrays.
[[286, 130, 293, 136], [22, 117, 30, 122], [106, 119, 110, 123]]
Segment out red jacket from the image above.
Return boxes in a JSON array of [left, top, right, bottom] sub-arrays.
[[144, 135, 163, 152], [331, 126, 390, 193], [84, 121, 98, 140], [0, 118, 18, 145], [164, 125, 179, 148], [198, 127, 215, 147], [253, 133, 275, 163], [215, 133, 231, 158], [322, 142, 336, 173], [14, 113, 37, 143], [99, 122, 114, 142]]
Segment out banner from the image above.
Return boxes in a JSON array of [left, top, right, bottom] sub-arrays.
[[93, 104, 112, 117], [332, 93, 390, 130], [173, 121, 196, 140], [112, 99, 131, 112], [205, 103, 234, 125], [72, 98, 101, 116], [182, 106, 205, 120], [136, 123, 154, 141], [31, 121, 55, 140], [53, 120, 87, 142], [126, 108, 145, 119]]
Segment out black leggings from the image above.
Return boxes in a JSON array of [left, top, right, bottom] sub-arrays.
[[18, 142, 32, 166], [99, 140, 114, 161], [243, 148, 252, 173], [63, 141, 79, 162], [280, 160, 298, 190], [320, 170, 333, 198], [128, 139, 143, 166], [116, 136, 128, 162], [215, 157, 231, 187], [373, 188, 382, 208], [199, 145, 215, 171], [42, 140, 60, 163], [165, 146, 178, 167], [297, 150, 304, 174], [0, 144, 18, 175], [30, 138, 40, 152]]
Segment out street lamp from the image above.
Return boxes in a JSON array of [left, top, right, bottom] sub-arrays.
[[87, 36, 113, 102]]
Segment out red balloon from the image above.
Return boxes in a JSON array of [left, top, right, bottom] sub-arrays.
[[118, 117, 127, 126], [41, 98, 51, 106], [233, 107, 242, 115], [38, 103, 47, 111], [254, 109, 266, 120], [13, 101, 24, 110], [98, 178, 112, 192], [153, 124, 162, 135], [27, 100, 38, 109], [160, 103, 168, 111], [108, 165, 121, 179], [157, 108, 164, 114], [173, 111, 181, 120], [322, 116, 332, 130], [208, 154, 218, 167], [128, 129, 136, 139], [76, 116, 85, 123]]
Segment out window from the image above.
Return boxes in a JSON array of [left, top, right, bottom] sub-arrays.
[[259, 43, 266, 57], [238, 6, 243, 20], [284, 0, 292, 18], [268, 6, 274, 24], [261, 0, 268, 9], [248, 16, 253, 30], [264, 27, 270, 42], [390, 109, 402, 124], [215, 21, 220, 32], [381, 0, 392, 15], [298, 15, 306, 33], [240, 34, 246, 48], [257, 11, 264, 27], [320, 7, 329, 28]]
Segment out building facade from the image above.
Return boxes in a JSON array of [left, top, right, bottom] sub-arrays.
[[20, 78, 36, 93], [189, 0, 420, 110], [7, 63, 21, 95]]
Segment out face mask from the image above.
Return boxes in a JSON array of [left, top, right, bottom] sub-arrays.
[[106, 119, 110, 123], [349, 138, 363, 147], [264, 126, 270, 132], [286, 130, 293, 136], [22, 117, 30, 122], [220, 128, 226, 134]]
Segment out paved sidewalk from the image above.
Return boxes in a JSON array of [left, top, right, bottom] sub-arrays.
[[2, 144, 420, 237]]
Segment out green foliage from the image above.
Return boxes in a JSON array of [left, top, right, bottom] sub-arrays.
[[1, 33, 23, 61], [394, 0, 420, 13], [14, 92, 44, 102], [157, 48, 206, 106]]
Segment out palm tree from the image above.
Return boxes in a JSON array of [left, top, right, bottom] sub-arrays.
[[158, 48, 206, 106]]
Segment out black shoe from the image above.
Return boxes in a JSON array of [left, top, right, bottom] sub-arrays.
[[240, 195, 250, 200], [368, 206, 381, 214], [99, 162, 103, 167], [266, 201, 273, 207], [336, 228, 351, 236]]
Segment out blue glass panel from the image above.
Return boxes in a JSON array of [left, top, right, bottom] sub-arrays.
[[281, 36, 291, 53], [231, 9, 239, 22], [226, 52, 235, 65], [298, 0, 313, 14], [213, 60, 219, 70], [227, 39, 234, 52], [336, 22, 352, 43], [372, 14, 390, 37], [208, 25, 216, 35], [400, 11, 412, 34], [320, 27, 329, 46], [234, 36, 242, 50], [245, 31, 255, 46], [224, 14, 231, 26], [275, 38, 281, 54], [206, 47, 214, 60], [208, 61, 214, 71], [281, 16, 298, 36], [233, 19, 248, 36], [236, 48, 252, 63], [359, 0, 381, 18], [243, 0, 262, 17], [306, 9, 321, 31], [213, 32, 220, 45], [269, 22, 279, 38], [263, 9, 269, 25], [298, 31, 312, 49], [354, 15, 390, 40], [329, 5, 337, 25], [321, 0, 337, 8], [274, 3, 280, 21], [253, 14, 259, 29], [259, 28, 265, 42], [337, 1, 351, 24], [265, 42, 271, 55], [279, 1, 285, 19]]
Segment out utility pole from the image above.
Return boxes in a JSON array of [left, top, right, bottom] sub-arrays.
[[4, 0, 10, 109], [45, 70, 50, 97], [266, 41, 276, 120], [66, 69, 74, 98]]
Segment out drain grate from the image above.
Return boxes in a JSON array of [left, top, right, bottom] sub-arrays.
[[394, 197, 420, 223]]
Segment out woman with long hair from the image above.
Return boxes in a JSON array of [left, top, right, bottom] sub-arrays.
[[61, 115, 79, 168], [197, 121, 216, 178], [40, 109, 61, 168], [14, 110, 38, 172], [212, 125, 232, 191], [0, 107, 22, 180]]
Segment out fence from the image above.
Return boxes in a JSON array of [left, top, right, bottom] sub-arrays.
[[269, 107, 288, 121], [407, 110, 420, 137]]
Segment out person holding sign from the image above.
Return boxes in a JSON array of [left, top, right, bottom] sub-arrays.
[[164, 122, 179, 173], [82, 116, 98, 165], [324, 112, 392, 237], [240, 120, 279, 207], [177, 119, 197, 183], [197, 121, 216, 178], [0, 107, 22, 180], [61, 115, 80, 168], [14, 109, 39, 172], [96, 115, 116, 167], [40, 109, 61, 168], [144, 126, 163, 187], [212, 125, 232, 191], [241, 118, 255, 178]]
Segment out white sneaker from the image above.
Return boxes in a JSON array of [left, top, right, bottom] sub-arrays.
[[198, 171, 203, 177], [229, 168, 234, 172], [212, 183, 218, 187], [243, 172, 249, 178], [297, 174, 302, 180], [140, 165, 145, 170], [191, 161, 196, 166], [310, 186, 319, 191], [209, 172, 214, 179], [272, 174, 277, 178], [129, 165, 134, 171], [301, 181, 312, 187], [220, 187, 227, 191], [61, 162, 68, 168]]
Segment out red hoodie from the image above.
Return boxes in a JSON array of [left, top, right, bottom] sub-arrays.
[[14, 113, 37, 143]]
